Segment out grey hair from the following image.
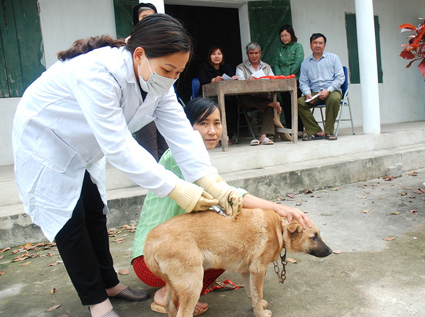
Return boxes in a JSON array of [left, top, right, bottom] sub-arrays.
[[245, 42, 261, 53]]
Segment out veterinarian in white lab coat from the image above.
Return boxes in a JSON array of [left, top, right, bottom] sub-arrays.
[[12, 14, 242, 317]]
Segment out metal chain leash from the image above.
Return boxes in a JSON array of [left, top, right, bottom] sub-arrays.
[[273, 248, 287, 284]]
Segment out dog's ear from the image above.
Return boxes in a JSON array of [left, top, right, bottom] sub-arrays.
[[287, 222, 302, 233]]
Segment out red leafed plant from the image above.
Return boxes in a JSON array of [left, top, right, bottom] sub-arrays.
[[399, 17, 425, 78]]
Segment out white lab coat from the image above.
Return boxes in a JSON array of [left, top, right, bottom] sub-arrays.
[[12, 46, 216, 242]]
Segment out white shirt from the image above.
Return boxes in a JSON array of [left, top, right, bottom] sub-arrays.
[[235, 60, 274, 80], [12, 46, 216, 241]]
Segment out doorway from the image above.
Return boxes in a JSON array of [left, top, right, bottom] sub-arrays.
[[165, 5, 243, 102]]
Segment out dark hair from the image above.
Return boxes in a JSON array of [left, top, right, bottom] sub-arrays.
[[207, 45, 225, 66], [310, 33, 327, 44], [127, 14, 193, 59], [279, 24, 298, 43], [184, 97, 221, 126], [57, 36, 125, 61], [57, 14, 193, 61], [133, 2, 157, 26]]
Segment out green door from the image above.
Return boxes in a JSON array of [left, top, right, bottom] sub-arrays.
[[0, 0, 45, 97], [248, 0, 292, 66], [114, 0, 139, 39]]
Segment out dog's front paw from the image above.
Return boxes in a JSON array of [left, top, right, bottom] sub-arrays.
[[253, 308, 272, 317], [261, 299, 268, 309], [263, 309, 272, 317]]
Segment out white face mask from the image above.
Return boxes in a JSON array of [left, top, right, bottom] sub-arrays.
[[138, 58, 177, 96]]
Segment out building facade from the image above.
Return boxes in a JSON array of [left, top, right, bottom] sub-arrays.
[[1, 0, 424, 166]]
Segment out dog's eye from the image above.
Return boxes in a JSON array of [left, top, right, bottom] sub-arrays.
[[311, 233, 319, 241]]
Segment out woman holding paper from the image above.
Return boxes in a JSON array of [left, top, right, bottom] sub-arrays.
[[198, 45, 238, 145], [198, 45, 238, 85]]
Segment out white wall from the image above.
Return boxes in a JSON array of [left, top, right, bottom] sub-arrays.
[[149, 0, 165, 13], [0, 99, 19, 165], [291, 0, 425, 128], [373, 0, 425, 123], [39, 0, 116, 68]]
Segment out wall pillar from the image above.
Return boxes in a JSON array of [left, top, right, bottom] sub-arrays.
[[145, 0, 164, 13], [355, 0, 381, 134]]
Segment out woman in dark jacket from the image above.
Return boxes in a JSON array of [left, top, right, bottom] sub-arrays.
[[198, 45, 238, 144]]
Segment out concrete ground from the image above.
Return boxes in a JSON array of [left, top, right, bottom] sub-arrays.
[[1, 169, 424, 317]]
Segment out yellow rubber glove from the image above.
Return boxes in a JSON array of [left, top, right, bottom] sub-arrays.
[[168, 179, 219, 213], [196, 174, 242, 217]]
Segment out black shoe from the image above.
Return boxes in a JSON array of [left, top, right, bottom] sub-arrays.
[[109, 287, 149, 302]]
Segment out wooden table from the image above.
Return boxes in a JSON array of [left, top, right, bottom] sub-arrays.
[[202, 78, 298, 151]]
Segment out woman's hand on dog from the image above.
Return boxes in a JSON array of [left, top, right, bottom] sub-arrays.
[[241, 194, 312, 229], [273, 204, 312, 229]]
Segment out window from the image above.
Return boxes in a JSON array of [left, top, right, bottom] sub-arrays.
[[345, 13, 383, 84], [0, 0, 45, 98]]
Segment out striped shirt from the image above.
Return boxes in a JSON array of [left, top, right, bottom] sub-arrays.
[[131, 149, 248, 260], [299, 52, 344, 95]]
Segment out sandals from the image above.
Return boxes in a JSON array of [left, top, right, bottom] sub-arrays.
[[151, 302, 208, 316], [303, 133, 338, 141], [325, 134, 338, 141], [302, 133, 324, 141], [260, 137, 274, 145], [251, 137, 274, 145], [202, 278, 244, 295], [250, 139, 260, 146]]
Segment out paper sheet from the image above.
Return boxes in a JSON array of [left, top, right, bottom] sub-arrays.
[[305, 93, 321, 102], [222, 73, 236, 81], [251, 69, 266, 78]]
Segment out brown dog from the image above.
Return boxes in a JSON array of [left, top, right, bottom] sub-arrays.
[[144, 208, 332, 317]]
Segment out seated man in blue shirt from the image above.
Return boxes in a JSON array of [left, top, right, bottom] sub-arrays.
[[298, 33, 344, 141]]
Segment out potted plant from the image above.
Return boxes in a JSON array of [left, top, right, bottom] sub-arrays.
[[399, 17, 425, 78]]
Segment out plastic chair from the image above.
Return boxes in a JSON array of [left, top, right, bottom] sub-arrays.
[[191, 77, 200, 99], [174, 84, 185, 107], [312, 66, 355, 136]]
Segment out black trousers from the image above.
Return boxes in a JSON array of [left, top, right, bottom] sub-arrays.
[[55, 171, 119, 306], [225, 95, 239, 139]]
